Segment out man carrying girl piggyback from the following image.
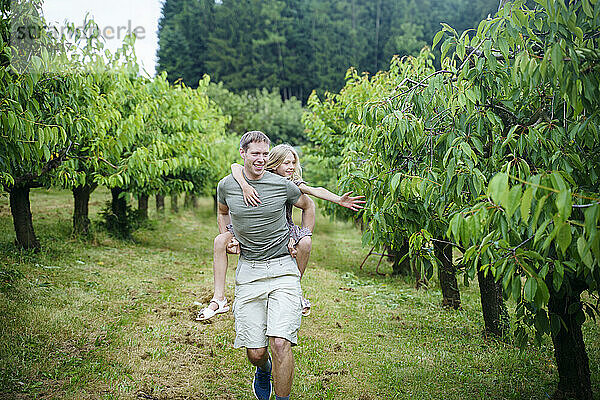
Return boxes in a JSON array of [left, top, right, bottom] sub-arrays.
[[204, 131, 365, 400], [198, 142, 365, 322]]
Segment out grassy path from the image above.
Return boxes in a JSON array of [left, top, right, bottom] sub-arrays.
[[0, 189, 598, 399]]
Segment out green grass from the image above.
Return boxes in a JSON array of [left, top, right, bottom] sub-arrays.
[[0, 188, 598, 399]]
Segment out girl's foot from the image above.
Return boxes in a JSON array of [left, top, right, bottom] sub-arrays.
[[301, 297, 311, 317], [196, 297, 229, 321]]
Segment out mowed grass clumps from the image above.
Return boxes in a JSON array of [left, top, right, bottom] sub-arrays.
[[0, 188, 598, 399]]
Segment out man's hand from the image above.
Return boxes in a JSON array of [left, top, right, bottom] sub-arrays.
[[293, 194, 315, 232], [226, 237, 240, 254], [288, 237, 297, 258]]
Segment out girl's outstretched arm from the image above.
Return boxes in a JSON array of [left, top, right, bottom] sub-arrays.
[[231, 163, 261, 206], [297, 183, 366, 211]]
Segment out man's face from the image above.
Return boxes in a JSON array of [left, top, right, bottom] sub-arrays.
[[240, 141, 270, 179]]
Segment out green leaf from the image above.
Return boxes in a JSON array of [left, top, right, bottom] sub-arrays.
[[582, 0, 594, 18], [503, 264, 514, 290], [524, 277, 537, 302], [472, 137, 484, 155], [506, 185, 522, 218], [534, 218, 551, 244], [7, 112, 15, 130], [520, 186, 534, 224], [488, 172, 509, 206], [498, 37, 510, 59], [440, 23, 458, 36], [390, 173, 402, 196], [433, 30, 444, 49], [574, 27, 584, 42], [533, 192, 550, 226], [536, 278, 550, 305], [465, 89, 478, 104], [441, 39, 452, 60], [584, 204, 598, 236], [459, 141, 474, 160], [451, 214, 461, 241], [556, 222, 572, 254], [555, 190, 572, 221], [362, 231, 372, 247], [511, 275, 522, 300], [577, 236, 594, 268], [553, 270, 563, 291], [551, 43, 563, 74], [550, 171, 567, 192], [43, 145, 51, 162]]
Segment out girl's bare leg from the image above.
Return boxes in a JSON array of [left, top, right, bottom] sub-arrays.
[[296, 236, 313, 315], [208, 231, 233, 311], [296, 236, 312, 278]]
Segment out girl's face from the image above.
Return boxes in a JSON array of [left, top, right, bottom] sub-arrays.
[[275, 153, 296, 179]]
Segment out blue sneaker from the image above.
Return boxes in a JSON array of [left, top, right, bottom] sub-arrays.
[[252, 359, 272, 400]]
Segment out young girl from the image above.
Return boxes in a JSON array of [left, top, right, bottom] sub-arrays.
[[197, 144, 365, 321]]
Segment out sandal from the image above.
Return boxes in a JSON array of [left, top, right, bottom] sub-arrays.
[[196, 297, 230, 321], [301, 296, 311, 317]]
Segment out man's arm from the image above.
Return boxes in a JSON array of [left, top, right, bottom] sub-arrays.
[[293, 194, 316, 232], [217, 201, 231, 234], [217, 201, 240, 254]]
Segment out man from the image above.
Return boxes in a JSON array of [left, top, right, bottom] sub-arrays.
[[216, 131, 315, 400]]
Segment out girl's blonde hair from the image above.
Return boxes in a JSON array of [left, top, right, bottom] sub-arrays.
[[266, 144, 303, 181]]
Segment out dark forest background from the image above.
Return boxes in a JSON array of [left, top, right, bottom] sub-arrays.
[[156, 0, 501, 102]]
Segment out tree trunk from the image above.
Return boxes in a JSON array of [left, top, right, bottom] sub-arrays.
[[111, 187, 128, 237], [72, 184, 96, 235], [548, 288, 592, 400], [138, 194, 149, 220], [156, 194, 165, 214], [477, 268, 509, 337], [392, 241, 411, 275], [434, 241, 461, 309], [414, 265, 428, 290], [213, 193, 218, 214], [171, 193, 179, 213], [9, 186, 40, 250], [184, 192, 195, 209]]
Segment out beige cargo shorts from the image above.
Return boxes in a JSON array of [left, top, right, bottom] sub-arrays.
[[233, 255, 302, 348]]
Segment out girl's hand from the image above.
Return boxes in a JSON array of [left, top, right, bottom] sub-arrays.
[[242, 184, 261, 207], [226, 237, 240, 254], [338, 191, 366, 211], [287, 237, 298, 258]]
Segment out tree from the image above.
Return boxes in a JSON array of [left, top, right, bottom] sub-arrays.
[[155, 0, 501, 102], [206, 82, 305, 144], [0, 0, 97, 248], [439, 1, 599, 396], [306, 0, 599, 397]]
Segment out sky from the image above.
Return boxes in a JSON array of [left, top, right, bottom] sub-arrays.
[[41, 0, 163, 76]]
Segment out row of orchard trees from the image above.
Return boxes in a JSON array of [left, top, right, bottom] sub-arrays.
[[1, 0, 236, 248], [304, 0, 599, 398]]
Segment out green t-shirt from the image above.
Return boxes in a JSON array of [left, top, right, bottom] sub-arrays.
[[217, 171, 302, 261]]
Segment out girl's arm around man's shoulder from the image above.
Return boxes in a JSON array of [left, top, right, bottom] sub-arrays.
[[231, 163, 261, 206]]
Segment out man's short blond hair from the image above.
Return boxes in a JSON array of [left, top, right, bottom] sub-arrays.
[[240, 131, 271, 151]]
